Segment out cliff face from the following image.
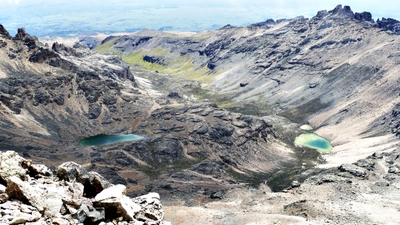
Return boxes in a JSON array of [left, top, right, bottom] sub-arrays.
[[96, 5, 400, 167]]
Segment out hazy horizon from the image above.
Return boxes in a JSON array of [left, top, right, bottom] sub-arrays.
[[1, 0, 399, 37]]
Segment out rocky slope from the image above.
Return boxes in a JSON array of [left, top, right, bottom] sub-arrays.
[[0, 151, 167, 225], [2, 148, 400, 225], [164, 148, 400, 225], [0, 25, 299, 202], [95, 4, 400, 168]]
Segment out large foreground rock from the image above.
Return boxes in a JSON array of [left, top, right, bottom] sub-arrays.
[[58, 161, 112, 197], [0, 151, 166, 225], [94, 184, 141, 221]]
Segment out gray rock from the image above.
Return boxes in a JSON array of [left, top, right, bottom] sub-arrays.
[[58, 161, 111, 197], [311, 174, 349, 185], [29, 164, 53, 177], [0, 201, 41, 224], [94, 184, 141, 221], [57, 162, 84, 182], [210, 191, 224, 199], [291, 180, 301, 188], [372, 152, 383, 159], [194, 124, 208, 134], [0, 151, 28, 181], [6, 176, 46, 212], [309, 82, 319, 88], [0, 151, 166, 224], [354, 12, 373, 22], [338, 164, 368, 178], [133, 192, 164, 223], [355, 158, 375, 171], [87, 207, 106, 223]]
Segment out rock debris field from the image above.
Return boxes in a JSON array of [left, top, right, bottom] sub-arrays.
[[0, 151, 169, 225]]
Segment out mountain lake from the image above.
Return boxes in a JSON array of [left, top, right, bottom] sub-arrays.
[[79, 134, 147, 146]]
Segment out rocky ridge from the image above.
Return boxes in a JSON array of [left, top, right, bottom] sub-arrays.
[[0, 150, 167, 225], [96, 4, 400, 167]]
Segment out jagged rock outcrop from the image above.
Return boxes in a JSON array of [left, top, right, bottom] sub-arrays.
[[0, 24, 11, 39], [354, 11, 373, 21], [13, 28, 38, 50], [52, 42, 82, 57], [329, 4, 354, 18], [0, 151, 166, 225], [377, 17, 400, 34]]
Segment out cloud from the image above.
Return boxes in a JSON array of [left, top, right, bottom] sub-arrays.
[[8, 0, 20, 4]]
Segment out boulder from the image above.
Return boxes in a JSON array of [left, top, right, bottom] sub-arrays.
[[355, 158, 375, 171], [167, 91, 181, 98], [29, 48, 60, 63], [6, 176, 69, 217], [210, 191, 224, 199], [58, 161, 111, 197], [94, 184, 141, 221], [143, 55, 165, 65], [133, 192, 164, 223], [338, 164, 368, 178], [0, 151, 28, 182], [74, 204, 105, 223], [6, 176, 46, 212], [28, 164, 53, 177], [52, 42, 80, 57]]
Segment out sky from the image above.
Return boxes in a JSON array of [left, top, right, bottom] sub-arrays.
[[0, 0, 399, 37]]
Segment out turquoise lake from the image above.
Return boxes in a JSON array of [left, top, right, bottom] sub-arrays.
[[79, 134, 147, 146], [294, 133, 332, 153]]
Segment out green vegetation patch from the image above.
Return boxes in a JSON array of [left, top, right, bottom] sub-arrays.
[[97, 37, 221, 84], [95, 37, 119, 53], [122, 50, 165, 71]]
